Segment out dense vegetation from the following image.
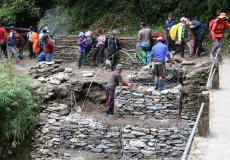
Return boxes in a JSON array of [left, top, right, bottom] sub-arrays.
[[1, 0, 230, 31], [0, 61, 38, 158]]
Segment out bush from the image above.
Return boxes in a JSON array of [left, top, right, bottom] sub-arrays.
[[0, 61, 38, 158]]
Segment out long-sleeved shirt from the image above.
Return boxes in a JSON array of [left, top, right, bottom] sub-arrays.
[[190, 20, 205, 35], [107, 38, 121, 53], [0, 27, 7, 42], [97, 34, 106, 46], [7, 35, 16, 47], [164, 20, 176, 37], [211, 18, 230, 39], [77, 38, 87, 52], [177, 23, 186, 41], [43, 40, 53, 54], [150, 42, 170, 62]]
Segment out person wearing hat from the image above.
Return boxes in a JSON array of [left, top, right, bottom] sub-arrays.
[[91, 28, 106, 67], [171, 17, 187, 61], [210, 13, 230, 59], [7, 30, 20, 63], [138, 22, 152, 65], [150, 37, 172, 90], [164, 14, 176, 52], [28, 26, 38, 59], [105, 31, 122, 71], [77, 32, 88, 68], [186, 19, 205, 58], [105, 64, 132, 117]]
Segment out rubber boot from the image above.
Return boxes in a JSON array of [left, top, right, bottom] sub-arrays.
[[154, 79, 158, 90], [158, 81, 165, 90]]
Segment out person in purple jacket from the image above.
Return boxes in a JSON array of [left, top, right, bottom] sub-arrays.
[[77, 32, 88, 68]]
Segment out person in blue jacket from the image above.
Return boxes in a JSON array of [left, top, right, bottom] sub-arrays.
[[150, 37, 172, 90], [164, 14, 176, 52], [186, 19, 205, 57]]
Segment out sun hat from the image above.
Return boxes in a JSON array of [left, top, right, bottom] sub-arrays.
[[218, 13, 228, 19], [116, 64, 123, 70], [180, 17, 187, 22], [79, 32, 85, 37]]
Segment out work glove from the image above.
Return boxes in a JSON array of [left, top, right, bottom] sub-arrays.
[[212, 37, 216, 42]]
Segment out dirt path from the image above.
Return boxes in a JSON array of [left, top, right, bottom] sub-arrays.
[[189, 57, 230, 160]]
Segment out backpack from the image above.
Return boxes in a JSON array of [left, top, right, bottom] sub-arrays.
[[169, 24, 179, 41], [209, 19, 219, 36], [33, 39, 39, 54], [86, 35, 95, 47]]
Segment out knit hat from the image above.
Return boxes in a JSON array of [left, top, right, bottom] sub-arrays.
[[97, 28, 102, 33]]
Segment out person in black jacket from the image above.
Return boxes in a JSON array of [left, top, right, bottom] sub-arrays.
[[105, 32, 122, 71]]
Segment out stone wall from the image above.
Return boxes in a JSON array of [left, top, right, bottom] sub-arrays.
[[52, 34, 143, 68], [115, 86, 180, 119]]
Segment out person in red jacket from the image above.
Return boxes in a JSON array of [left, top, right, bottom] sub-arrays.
[[210, 13, 230, 59], [36, 35, 53, 62], [0, 25, 7, 58]]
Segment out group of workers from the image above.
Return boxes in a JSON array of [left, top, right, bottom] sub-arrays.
[[105, 12, 230, 117]]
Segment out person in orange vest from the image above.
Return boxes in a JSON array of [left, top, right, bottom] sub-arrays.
[[210, 13, 230, 59], [0, 24, 7, 58], [28, 26, 38, 59]]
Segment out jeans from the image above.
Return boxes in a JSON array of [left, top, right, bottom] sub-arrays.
[[36, 52, 51, 62], [92, 44, 105, 63], [175, 40, 185, 58], [78, 51, 86, 67], [141, 43, 151, 65], [210, 38, 222, 54], [193, 33, 205, 56], [8, 46, 19, 60]]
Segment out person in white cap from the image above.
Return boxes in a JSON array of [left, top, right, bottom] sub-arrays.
[[77, 32, 88, 68], [171, 17, 187, 61], [150, 37, 172, 90], [210, 12, 230, 60], [105, 64, 132, 117]]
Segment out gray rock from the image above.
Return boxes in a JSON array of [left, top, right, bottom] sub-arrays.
[[130, 131, 146, 136]]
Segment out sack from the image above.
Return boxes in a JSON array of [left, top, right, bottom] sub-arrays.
[[169, 24, 179, 41], [33, 39, 39, 54]]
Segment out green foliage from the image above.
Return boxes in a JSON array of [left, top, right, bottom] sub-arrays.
[[0, 61, 38, 158]]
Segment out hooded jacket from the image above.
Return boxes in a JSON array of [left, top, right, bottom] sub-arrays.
[[211, 18, 230, 39], [0, 27, 7, 42], [77, 38, 88, 53], [190, 20, 205, 35]]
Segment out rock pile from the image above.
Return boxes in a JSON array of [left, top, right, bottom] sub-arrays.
[[28, 61, 72, 85]]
